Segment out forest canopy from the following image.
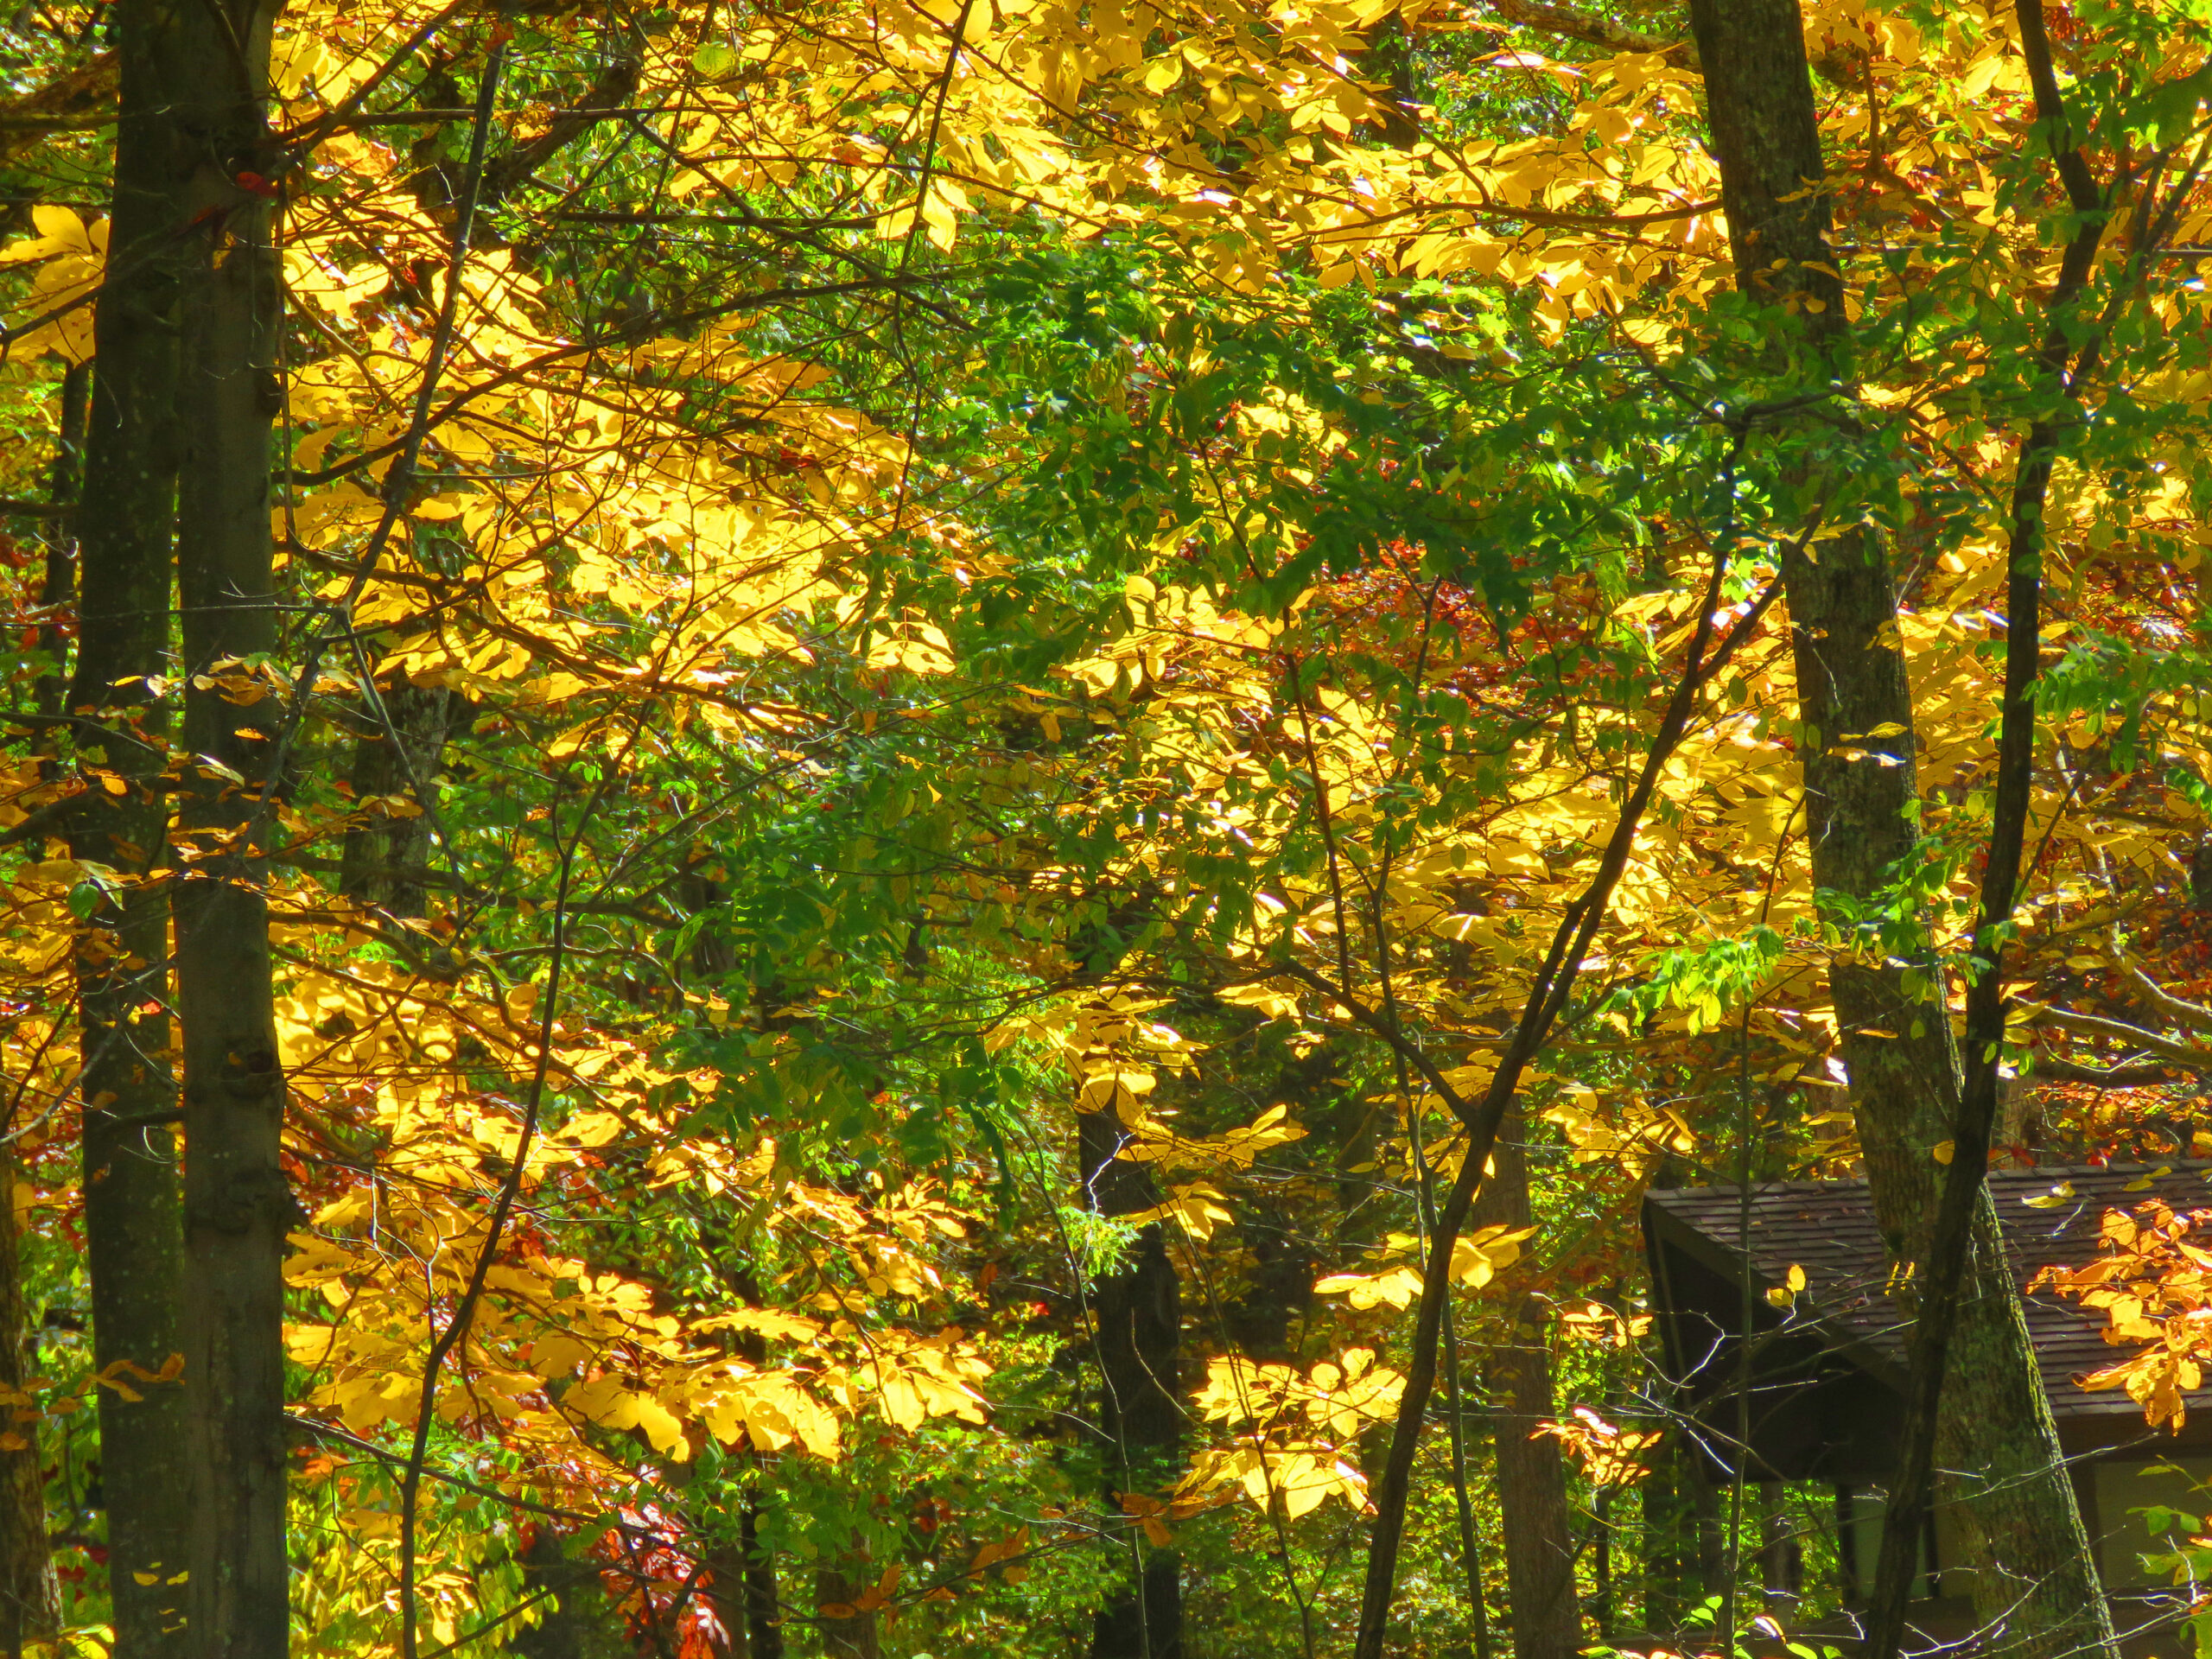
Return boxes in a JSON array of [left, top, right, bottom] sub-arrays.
[[3, 0, 2212, 1656]]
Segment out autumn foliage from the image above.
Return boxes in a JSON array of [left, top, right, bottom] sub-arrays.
[[4, 0, 2212, 1656]]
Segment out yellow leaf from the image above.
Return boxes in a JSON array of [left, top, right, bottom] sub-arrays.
[[30, 204, 91, 252], [635, 1394, 689, 1458], [1314, 1265, 1422, 1309], [1450, 1222, 1535, 1287], [1932, 1141, 1955, 1165], [2024, 1181, 2078, 1210]]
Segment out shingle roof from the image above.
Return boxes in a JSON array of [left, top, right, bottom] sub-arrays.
[[1644, 1162, 2212, 1422]]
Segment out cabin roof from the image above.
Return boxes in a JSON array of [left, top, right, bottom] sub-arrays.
[[1643, 1162, 2212, 1425]]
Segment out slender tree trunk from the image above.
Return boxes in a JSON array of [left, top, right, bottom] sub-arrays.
[[339, 681, 450, 916], [1471, 1117, 1580, 1659], [1683, 4, 2112, 1654], [815, 1536, 881, 1659], [1759, 1484, 1796, 1613], [1079, 1103, 1182, 1659], [700, 1495, 783, 1659], [67, 0, 196, 1647], [0, 1158, 60, 1656], [1591, 1487, 1613, 1645], [1638, 1441, 1678, 1633], [741, 1496, 783, 1659], [34, 358, 89, 729], [169, 1, 291, 1654], [1691, 1463, 1726, 1601], [696, 1281, 785, 1659], [508, 1526, 605, 1659]]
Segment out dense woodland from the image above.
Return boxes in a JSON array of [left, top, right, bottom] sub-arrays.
[[3, 0, 2212, 1655]]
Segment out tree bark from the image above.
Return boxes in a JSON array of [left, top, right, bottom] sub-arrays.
[[339, 680, 451, 917], [1758, 1483, 1797, 1611], [701, 1491, 785, 1659], [168, 0, 291, 1654], [1637, 1441, 1678, 1632], [34, 358, 89, 729], [1079, 1103, 1182, 1659], [1683, 3, 2112, 1653], [0, 1158, 60, 1656], [507, 1525, 612, 1659], [1471, 1119, 1580, 1659], [66, 0, 195, 1647], [814, 1536, 881, 1659], [741, 1496, 783, 1659]]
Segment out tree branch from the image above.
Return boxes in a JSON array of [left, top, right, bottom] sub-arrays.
[[2016, 1005, 2212, 1074], [1488, 0, 1694, 63]]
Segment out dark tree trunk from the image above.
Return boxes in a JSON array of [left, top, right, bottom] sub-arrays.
[[1637, 1442, 1678, 1632], [508, 1526, 608, 1659], [1591, 1488, 1613, 1645], [696, 1285, 783, 1659], [1683, 3, 2112, 1654], [1759, 1483, 1798, 1612], [1221, 1194, 1313, 1362], [0, 1158, 60, 1656], [33, 358, 88, 729], [339, 680, 451, 917], [66, 0, 195, 1647], [1079, 1103, 1181, 1659], [1691, 1463, 1726, 1600], [814, 1537, 881, 1659], [701, 1490, 784, 1659], [1471, 1116, 1580, 1659], [741, 1496, 783, 1659], [169, 0, 291, 1654]]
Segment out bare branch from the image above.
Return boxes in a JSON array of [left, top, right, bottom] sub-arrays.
[[2018, 1004, 2212, 1072], [2111, 946, 2212, 1034]]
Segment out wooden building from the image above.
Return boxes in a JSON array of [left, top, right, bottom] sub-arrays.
[[1642, 1163, 2212, 1649]]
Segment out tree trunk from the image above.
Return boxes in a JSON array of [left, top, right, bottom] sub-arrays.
[[0, 1158, 60, 1656], [66, 0, 195, 1646], [741, 1495, 783, 1659], [814, 1536, 880, 1659], [1637, 1441, 1678, 1632], [1758, 1483, 1797, 1613], [1690, 1461, 1726, 1602], [33, 358, 89, 729], [700, 1492, 785, 1659], [339, 681, 451, 916], [169, 0, 291, 1654], [1591, 1487, 1613, 1645], [1683, 3, 2113, 1654], [1079, 1103, 1181, 1659], [508, 1525, 613, 1659], [1471, 1117, 1580, 1659]]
